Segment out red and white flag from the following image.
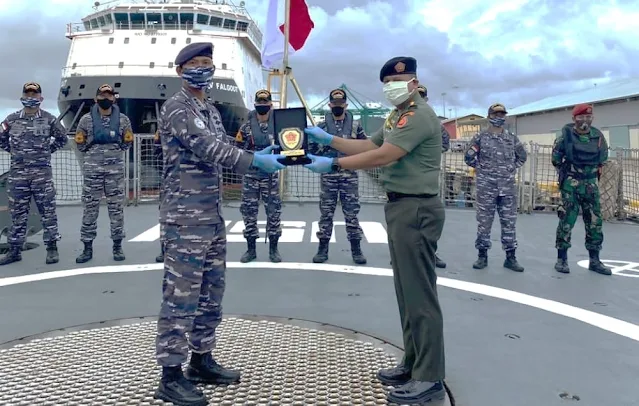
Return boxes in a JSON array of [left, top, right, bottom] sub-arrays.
[[261, 0, 315, 69]]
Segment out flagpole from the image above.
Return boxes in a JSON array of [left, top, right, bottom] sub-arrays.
[[279, 0, 291, 109]]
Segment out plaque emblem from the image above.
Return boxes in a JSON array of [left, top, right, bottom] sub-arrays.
[[279, 128, 303, 154]]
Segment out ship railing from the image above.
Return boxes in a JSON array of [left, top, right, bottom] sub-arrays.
[[61, 64, 235, 79]]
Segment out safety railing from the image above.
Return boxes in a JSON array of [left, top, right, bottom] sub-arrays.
[[0, 135, 637, 223]]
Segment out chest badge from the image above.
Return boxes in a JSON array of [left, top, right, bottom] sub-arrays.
[[194, 118, 206, 130]]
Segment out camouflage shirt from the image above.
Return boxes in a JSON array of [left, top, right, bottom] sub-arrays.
[[0, 108, 67, 169], [75, 110, 133, 168], [440, 124, 450, 152], [158, 87, 254, 225]]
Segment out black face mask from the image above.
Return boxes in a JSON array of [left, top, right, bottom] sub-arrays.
[[97, 99, 113, 110], [331, 106, 344, 116], [255, 105, 271, 115]]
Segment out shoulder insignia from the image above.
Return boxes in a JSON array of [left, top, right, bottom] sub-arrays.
[[193, 117, 206, 130], [75, 130, 86, 144], [154, 130, 160, 141], [123, 129, 134, 143], [1, 120, 9, 133], [396, 112, 414, 129], [235, 130, 244, 142]]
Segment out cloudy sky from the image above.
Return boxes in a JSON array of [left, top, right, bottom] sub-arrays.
[[1, 0, 638, 122]]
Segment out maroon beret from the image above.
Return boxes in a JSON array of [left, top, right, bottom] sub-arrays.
[[572, 103, 593, 117]]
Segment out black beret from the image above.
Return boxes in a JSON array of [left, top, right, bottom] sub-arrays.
[[329, 89, 347, 102], [175, 42, 214, 66], [22, 82, 42, 94], [379, 56, 417, 82], [255, 89, 272, 102]]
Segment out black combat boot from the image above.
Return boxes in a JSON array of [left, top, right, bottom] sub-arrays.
[[269, 236, 282, 263], [472, 249, 488, 269], [504, 249, 524, 272], [554, 249, 569, 273], [45, 241, 59, 264], [350, 239, 367, 264], [113, 239, 125, 261], [154, 366, 207, 406], [76, 241, 93, 264], [156, 244, 164, 263], [313, 238, 330, 263], [240, 238, 257, 263], [0, 245, 22, 266], [376, 363, 412, 386], [588, 250, 612, 275], [185, 352, 241, 385], [435, 254, 446, 268]]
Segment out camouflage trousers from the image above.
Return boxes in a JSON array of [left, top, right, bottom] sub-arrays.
[[6, 166, 60, 245], [240, 174, 282, 240], [555, 178, 603, 251], [156, 223, 227, 367], [475, 180, 518, 251], [316, 172, 363, 241], [80, 165, 126, 242]]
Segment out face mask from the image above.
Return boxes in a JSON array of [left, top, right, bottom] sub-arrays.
[[331, 106, 344, 116], [488, 117, 506, 127], [181, 66, 214, 89], [255, 105, 271, 115], [383, 80, 414, 106], [97, 98, 113, 110], [20, 97, 41, 108], [575, 119, 592, 132]]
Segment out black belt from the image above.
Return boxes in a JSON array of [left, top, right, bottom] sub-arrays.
[[387, 192, 437, 202]]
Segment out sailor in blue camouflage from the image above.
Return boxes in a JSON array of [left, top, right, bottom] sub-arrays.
[[74, 84, 133, 264], [464, 103, 527, 272], [418, 85, 448, 268], [308, 89, 367, 265], [153, 42, 285, 406], [0, 82, 67, 266], [234, 89, 282, 263], [154, 130, 165, 263]]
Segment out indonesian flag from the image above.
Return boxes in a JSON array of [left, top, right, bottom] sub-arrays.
[[261, 0, 315, 69]]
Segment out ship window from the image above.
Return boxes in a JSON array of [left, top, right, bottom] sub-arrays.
[[186, 38, 192, 44], [114, 13, 129, 29], [114, 83, 121, 88], [147, 13, 162, 26], [179, 13, 194, 28], [223, 19, 236, 30], [90, 18, 99, 29], [105, 14, 113, 24], [163, 13, 178, 29], [130, 13, 144, 29], [196, 14, 209, 25], [83, 21, 91, 30], [98, 16, 106, 26], [108, 38, 114, 44], [118, 62, 124, 68], [171, 37, 176, 44], [124, 37, 129, 44], [151, 38, 157, 44], [168, 62, 174, 68], [79, 84, 85, 89], [237, 21, 248, 32], [150, 62, 155, 68], [222, 63, 227, 70], [210, 16, 223, 27]]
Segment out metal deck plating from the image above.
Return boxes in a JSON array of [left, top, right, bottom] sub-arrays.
[[0, 315, 451, 406]]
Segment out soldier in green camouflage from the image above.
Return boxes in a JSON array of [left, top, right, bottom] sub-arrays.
[[551, 103, 611, 275]]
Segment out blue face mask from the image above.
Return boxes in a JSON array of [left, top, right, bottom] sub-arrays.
[[489, 117, 506, 127], [181, 66, 215, 89], [20, 97, 41, 108]]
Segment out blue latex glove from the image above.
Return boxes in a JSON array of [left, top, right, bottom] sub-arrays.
[[303, 154, 333, 173], [304, 126, 333, 145], [255, 145, 279, 155], [252, 152, 286, 173]]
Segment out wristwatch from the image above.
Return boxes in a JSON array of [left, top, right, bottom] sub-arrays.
[[331, 158, 341, 172]]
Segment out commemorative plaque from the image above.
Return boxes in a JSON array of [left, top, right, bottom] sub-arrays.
[[272, 107, 312, 165]]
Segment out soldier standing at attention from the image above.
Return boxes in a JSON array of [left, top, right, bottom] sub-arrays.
[[309, 88, 367, 265], [417, 84, 448, 268], [154, 130, 165, 263], [552, 104, 611, 275], [0, 82, 67, 265], [234, 89, 282, 263], [153, 42, 285, 406], [464, 103, 527, 272], [303, 57, 447, 405], [74, 84, 133, 263]]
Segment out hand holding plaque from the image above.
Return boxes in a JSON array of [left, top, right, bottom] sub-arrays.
[[272, 107, 312, 166]]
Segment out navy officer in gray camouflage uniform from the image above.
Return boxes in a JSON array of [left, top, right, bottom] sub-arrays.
[[308, 88, 367, 265], [234, 89, 282, 263], [417, 84, 448, 268], [74, 84, 133, 264], [153, 42, 285, 406], [464, 103, 526, 272], [0, 82, 67, 265]]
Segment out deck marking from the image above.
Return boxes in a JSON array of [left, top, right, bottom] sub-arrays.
[[577, 260, 639, 278], [0, 262, 638, 343]]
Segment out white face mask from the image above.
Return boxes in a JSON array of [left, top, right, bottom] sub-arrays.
[[383, 80, 414, 106]]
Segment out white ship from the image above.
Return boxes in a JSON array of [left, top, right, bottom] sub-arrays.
[[57, 0, 266, 181]]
